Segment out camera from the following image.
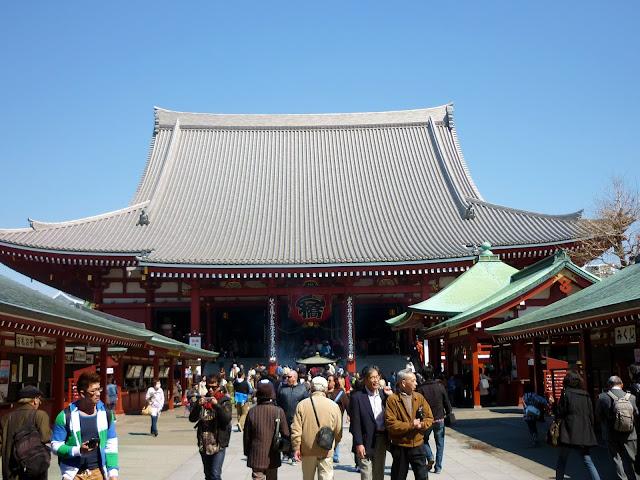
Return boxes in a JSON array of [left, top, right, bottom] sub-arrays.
[[416, 406, 424, 421], [189, 395, 214, 404]]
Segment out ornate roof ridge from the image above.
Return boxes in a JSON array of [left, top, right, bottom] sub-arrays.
[[21, 202, 150, 232], [467, 197, 584, 221], [154, 104, 452, 130]]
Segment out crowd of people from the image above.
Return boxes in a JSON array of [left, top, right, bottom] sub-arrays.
[[6, 362, 640, 480], [177, 361, 452, 480], [520, 365, 640, 480]]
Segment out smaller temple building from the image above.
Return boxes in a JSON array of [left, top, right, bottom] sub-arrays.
[[487, 256, 640, 402], [0, 274, 216, 422], [388, 243, 600, 407]]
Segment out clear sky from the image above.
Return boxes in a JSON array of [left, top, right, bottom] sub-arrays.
[[1, 2, 638, 296]]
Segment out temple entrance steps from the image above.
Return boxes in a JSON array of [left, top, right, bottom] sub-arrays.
[[357, 354, 408, 380], [202, 354, 409, 382]]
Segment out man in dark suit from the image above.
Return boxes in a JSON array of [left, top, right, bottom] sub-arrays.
[[349, 365, 392, 480], [595, 375, 639, 480]]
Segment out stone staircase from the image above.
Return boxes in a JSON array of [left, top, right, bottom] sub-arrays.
[[356, 354, 408, 379], [203, 354, 409, 380]]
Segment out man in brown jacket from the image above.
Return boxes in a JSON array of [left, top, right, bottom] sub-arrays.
[[385, 369, 433, 480], [0, 386, 52, 480], [291, 377, 343, 480]]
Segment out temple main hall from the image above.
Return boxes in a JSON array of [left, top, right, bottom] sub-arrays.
[[0, 104, 589, 372]]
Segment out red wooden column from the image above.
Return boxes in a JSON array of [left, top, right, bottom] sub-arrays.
[[471, 335, 481, 408], [345, 295, 356, 373], [580, 329, 594, 398], [532, 337, 543, 394], [190, 282, 201, 337], [268, 296, 278, 374], [444, 333, 453, 375], [114, 358, 125, 415], [99, 344, 109, 405], [168, 357, 175, 411], [53, 337, 66, 414], [428, 337, 440, 371], [153, 355, 160, 380], [205, 302, 213, 350], [180, 362, 187, 404], [512, 340, 529, 404]]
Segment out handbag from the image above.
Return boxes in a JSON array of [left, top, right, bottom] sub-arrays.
[[546, 419, 561, 447], [525, 405, 541, 418], [444, 412, 456, 427], [141, 404, 152, 415], [271, 411, 291, 454], [310, 396, 335, 450]]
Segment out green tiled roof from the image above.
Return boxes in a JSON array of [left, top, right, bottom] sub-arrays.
[[410, 248, 518, 316], [424, 250, 600, 335], [487, 262, 640, 335], [0, 274, 217, 359], [386, 311, 412, 327]]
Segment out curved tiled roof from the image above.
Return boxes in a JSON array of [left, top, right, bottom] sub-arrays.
[[487, 262, 640, 336], [0, 274, 218, 359], [0, 105, 588, 266]]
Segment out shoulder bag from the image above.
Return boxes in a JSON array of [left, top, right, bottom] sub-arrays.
[[310, 396, 335, 450], [444, 412, 456, 427], [271, 410, 291, 453], [141, 404, 152, 415], [546, 419, 561, 447]]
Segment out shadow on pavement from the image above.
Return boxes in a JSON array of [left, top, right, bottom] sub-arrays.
[[449, 409, 616, 480]]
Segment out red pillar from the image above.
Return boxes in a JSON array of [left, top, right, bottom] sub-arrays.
[[428, 337, 439, 370], [268, 296, 278, 374], [471, 335, 481, 408], [180, 362, 187, 405], [532, 337, 543, 394], [153, 355, 160, 380], [100, 345, 109, 405], [114, 357, 124, 415], [580, 329, 594, 398], [144, 304, 153, 330], [205, 303, 213, 350], [345, 295, 356, 373], [53, 338, 66, 414], [190, 283, 201, 335], [168, 357, 175, 411], [512, 340, 529, 405]]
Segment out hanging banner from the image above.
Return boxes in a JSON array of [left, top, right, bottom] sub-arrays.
[[290, 294, 332, 323]]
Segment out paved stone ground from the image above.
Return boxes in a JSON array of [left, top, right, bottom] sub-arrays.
[[38, 404, 621, 479]]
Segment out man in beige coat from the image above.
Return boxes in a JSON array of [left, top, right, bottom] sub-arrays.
[[291, 376, 343, 480]]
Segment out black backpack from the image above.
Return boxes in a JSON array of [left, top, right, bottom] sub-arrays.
[[11, 408, 51, 478]]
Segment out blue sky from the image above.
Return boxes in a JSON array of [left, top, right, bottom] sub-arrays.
[[1, 2, 638, 295]]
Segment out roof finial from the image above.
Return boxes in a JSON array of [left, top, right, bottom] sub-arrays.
[[446, 104, 454, 130], [464, 204, 476, 220], [137, 210, 150, 226]]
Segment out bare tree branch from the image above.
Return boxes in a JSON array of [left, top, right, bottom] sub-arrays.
[[570, 175, 640, 270]]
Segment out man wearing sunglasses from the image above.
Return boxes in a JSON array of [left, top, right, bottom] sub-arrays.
[[52, 371, 119, 480], [189, 374, 232, 480]]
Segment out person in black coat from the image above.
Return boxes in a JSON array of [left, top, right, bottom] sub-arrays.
[[554, 371, 601, 480], [349, 365, 392, 480], [416, 365, 452, 474]]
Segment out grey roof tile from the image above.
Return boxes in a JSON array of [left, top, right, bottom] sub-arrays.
[[0, 105, 589, 266]]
